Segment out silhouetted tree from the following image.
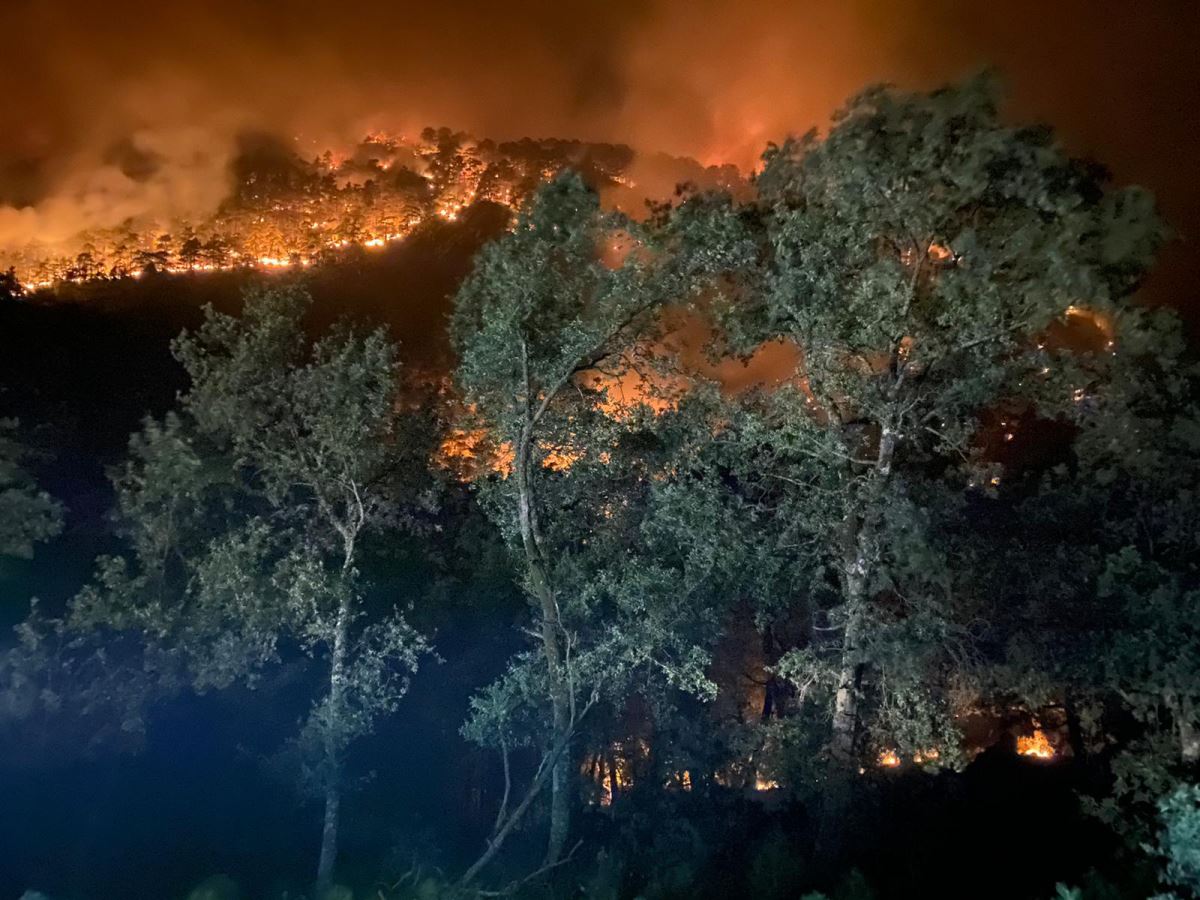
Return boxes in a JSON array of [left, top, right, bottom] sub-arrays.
[[0, 268, 22, 302]]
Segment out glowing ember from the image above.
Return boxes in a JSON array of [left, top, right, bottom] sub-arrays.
[[1017, 729, 1055, 759], [927, 242, 954, 262], [664, 770, 693, 791]]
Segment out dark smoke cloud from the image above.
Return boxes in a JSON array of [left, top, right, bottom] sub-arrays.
[[1, 0, 1196, 306]]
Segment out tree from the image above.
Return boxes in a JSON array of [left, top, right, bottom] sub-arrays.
[[0, 268, 23, 302], [0, 419, 63, 559], [994, 305, 1200, 847], [202, 236, 232, 268], [450, 173, 716, 874], [674, 75, 1162, 855], [132, 246, 170, 274], [69, 285, 431, 889], [178, 229, 204, 269]]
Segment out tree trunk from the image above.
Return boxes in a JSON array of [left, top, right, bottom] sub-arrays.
[[316, 570, 353, 892], [816, 566, 867, 864], [316, 782, 341, 892], [1171, 693, 1200, 764], [816, 422, 897, 864], [1063, 696, 1088, 763], [516, 435, 573, 865]]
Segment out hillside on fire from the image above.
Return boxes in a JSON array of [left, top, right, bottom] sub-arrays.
[[2, 21, 1200, 900]]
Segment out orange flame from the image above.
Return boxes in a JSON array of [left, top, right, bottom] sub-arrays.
[[878, 749, 901, 768], [1017, 729, 1055, 759]]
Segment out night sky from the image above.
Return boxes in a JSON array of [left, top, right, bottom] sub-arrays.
[[1, 0, 1197, 312]]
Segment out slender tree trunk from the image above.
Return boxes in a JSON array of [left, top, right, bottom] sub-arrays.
[[829, 575, 867, 765], [1063, 696, 1088, 763], [1167, 692, 1200, 764], [817, 422, 897, 863], [316, 553, 354, 892], [456, 697, 593, 889], [317, 783, 341, 892], [816, 559, 867, 864], [516, 436, 573, 865]]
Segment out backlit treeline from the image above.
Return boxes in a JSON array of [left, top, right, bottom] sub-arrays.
[[3, 128, 737, 293]]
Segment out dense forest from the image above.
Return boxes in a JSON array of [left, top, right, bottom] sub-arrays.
[[2, 77, 1199, 900]]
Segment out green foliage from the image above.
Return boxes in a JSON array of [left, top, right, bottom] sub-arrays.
[[665, 74, 1162, 787], [452, 177, 729, 748], [747, 828, 807, 898], [833, 869, 877, 900], [997, 304, 1200, 842], [0, 419, 63, 559], [1152, 784, 1200, 897], [55, 284, 433, 882]]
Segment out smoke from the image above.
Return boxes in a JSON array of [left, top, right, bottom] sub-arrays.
[[1, 0, 1196, 302], [0, 123, 241, 249]]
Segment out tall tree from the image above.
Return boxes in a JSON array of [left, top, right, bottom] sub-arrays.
[[69, 285, 431, 889], [993, 305, 1200, 846], [451, 173, 713, 871], [675, 75, 1162, 854], [0, 267, 25, 302]]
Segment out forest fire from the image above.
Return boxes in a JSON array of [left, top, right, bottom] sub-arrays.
[[1, 129, 687, 294], [1, 10, 1193, 888]]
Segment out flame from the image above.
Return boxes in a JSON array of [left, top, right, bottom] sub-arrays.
[[665, 769, 693, 791], [1064, 305, 1115, 343], [583, 738, 649, 806], [878, 749, 901, 768], [927, 242, 954, 263], [1017, 729, 1055, 759], [8, 129, 535, 292]]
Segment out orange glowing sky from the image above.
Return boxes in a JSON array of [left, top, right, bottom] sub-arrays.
[[1, 0, 1196, 314]]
